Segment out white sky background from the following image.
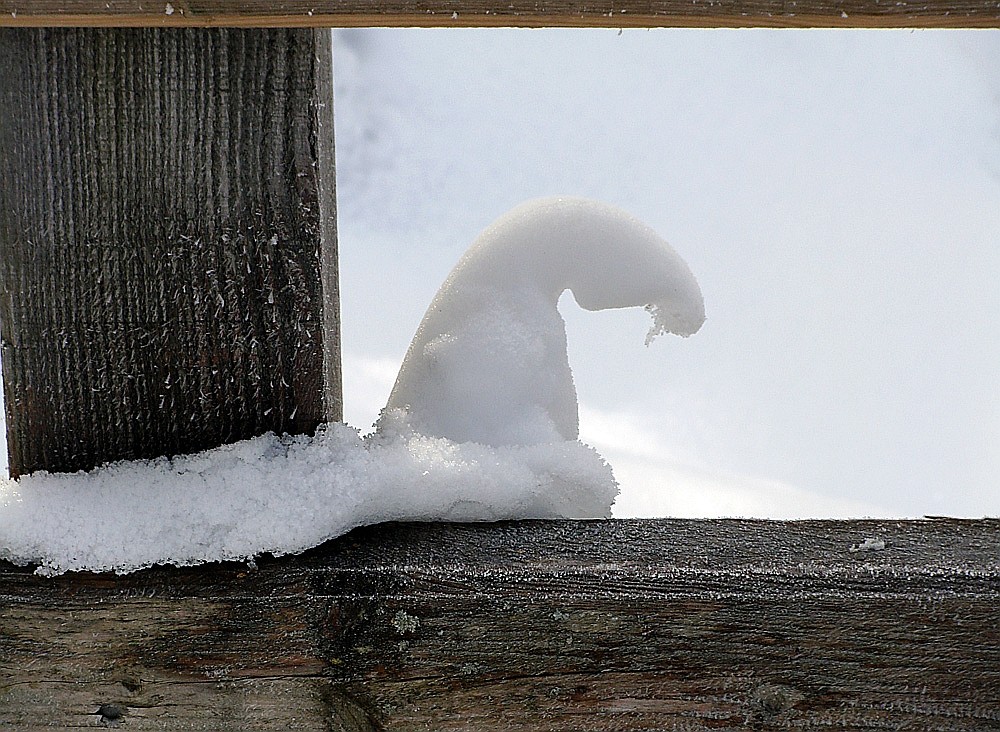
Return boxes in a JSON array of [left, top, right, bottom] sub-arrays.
[[333, 28, 1000, 519], [0, 30, 997, 520]]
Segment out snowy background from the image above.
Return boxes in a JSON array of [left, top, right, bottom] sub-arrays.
[[3, 29, 999, 519]]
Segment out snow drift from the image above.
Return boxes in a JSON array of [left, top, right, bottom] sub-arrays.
[[0, 197, 703, 574]]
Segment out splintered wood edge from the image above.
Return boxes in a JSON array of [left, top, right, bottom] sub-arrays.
[[1, 2, 999, 27]]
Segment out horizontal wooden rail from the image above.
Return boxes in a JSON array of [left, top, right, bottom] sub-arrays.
[[1, 0, 999, 27], [1, 518, 998, 729]]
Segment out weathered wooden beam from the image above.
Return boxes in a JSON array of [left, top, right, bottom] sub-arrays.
[[0, 0, 998, 27], [1, 518, 997, 729], [0, 28, 340, 477]]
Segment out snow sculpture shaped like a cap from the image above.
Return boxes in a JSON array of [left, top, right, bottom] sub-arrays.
[[384, 196, 706, 446], [0, 196, 700, 576]]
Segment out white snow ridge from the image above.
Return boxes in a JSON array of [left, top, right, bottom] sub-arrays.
[[0, 197, 704, 575]]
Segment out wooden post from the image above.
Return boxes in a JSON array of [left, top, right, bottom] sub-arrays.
[[0, 519, 997, 729], [0, 28, 340, 477]]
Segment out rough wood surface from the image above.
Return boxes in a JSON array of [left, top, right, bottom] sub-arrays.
[[1, 518, 997, 730], [0, 28, 340, 477], [0, 0, 998, 27]]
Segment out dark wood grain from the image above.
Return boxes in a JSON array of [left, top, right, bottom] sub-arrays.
[[1, 518, 997, 729], [0, 0, 998, 27], [0, 28, 340, 477]]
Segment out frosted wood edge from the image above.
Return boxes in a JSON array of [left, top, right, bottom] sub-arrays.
[[3, 517, 999, 582]]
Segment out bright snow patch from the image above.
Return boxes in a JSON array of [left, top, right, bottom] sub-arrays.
[[849, 536, 886, 553], [0, 424, 615, 575], [0, 197, 702, 575]]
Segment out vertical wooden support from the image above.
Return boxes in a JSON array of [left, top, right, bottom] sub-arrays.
[[0, 28, 340, 478]]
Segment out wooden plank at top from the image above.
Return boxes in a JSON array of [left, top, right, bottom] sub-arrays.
[[0, 518, 998, 729], [0, 0, 998, 27]]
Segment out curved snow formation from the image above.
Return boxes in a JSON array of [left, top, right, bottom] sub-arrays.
[[0, 196, 703, 575], [385, 196, 705, 446]]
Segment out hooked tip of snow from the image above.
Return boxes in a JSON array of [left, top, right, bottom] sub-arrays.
[[644, 301, 706, 345]]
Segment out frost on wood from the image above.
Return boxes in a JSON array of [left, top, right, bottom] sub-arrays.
[[0, 28, 339, 477], [0, 197, 703, 575]]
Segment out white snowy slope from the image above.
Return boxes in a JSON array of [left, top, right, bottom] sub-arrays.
[[0, 197, 703, 575]]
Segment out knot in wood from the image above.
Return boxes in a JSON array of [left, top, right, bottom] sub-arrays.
[[750, 684, 802, 718], [96, 704, 126, 727]]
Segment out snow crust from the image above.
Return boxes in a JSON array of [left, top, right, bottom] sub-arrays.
[[0, 424, 615, 575], [0, 197, 702, 575]]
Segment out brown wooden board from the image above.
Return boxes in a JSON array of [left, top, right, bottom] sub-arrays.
[[1, 518, 998, 730], [0, 28, 340, 477], [0, 0, 999, 26]]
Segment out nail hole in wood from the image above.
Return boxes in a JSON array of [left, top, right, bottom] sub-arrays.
[[96, 704, 125, 727]]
